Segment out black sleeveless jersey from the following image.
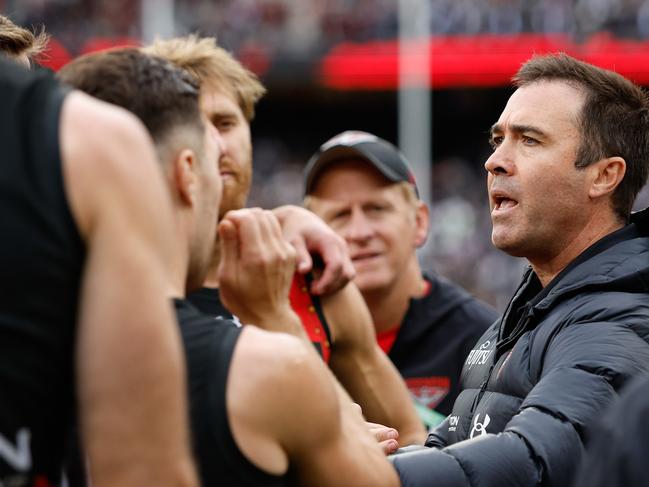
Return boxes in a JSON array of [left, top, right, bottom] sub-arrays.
[[188, 272, 332, 362], [175, 299, 287, 487], [0, 60, 85, 486]]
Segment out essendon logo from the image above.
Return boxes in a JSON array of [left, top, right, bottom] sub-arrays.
[[405, 376, 450, 410]]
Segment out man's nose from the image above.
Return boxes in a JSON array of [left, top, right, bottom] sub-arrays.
[[344, 208, 373, 243], [484, 143, 514, 176], [214, 127, 226, 155]]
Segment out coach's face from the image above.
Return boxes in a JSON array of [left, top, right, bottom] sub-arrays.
[[485, 80, 592, 263], [200, 85, 252, 219]]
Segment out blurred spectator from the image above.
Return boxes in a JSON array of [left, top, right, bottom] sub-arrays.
[[10, 0, 649, 62]]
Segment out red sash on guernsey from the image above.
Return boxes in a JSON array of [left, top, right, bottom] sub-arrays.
[[288, 273, 332, 363]]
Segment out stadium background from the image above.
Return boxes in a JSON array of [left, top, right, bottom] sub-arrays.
[[4, 0, 649, 311]]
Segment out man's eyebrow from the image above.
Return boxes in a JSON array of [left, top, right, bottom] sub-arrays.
[[489, 123, 547, 138], [489, 123, 502, 136], [208, 110, 237, 119]]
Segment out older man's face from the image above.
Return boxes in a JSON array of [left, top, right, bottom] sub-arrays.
[[309, 160, 424, 294]]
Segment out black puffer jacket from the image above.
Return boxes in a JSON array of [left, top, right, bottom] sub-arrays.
[[573, 372, 649, 487], [392, 208, 649, 487]]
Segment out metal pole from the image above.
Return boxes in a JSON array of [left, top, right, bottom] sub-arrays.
[[398, 0, 432, 207], [141, 0, 175, 44]]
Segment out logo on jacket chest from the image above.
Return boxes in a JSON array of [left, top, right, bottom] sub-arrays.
[[448, 414, 459, 432], [469, 413, 491, 438], [465, 339, 494, 369]]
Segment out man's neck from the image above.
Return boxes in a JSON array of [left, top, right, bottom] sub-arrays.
[[168, 245, 190, 298], [362, 260, 427, 334], [167, 214, 194, 297], [530, 215, 624, 287]]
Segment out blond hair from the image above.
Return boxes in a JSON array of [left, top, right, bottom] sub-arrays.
[[0, 15, 49, 61], [143, 35, 266, 122]]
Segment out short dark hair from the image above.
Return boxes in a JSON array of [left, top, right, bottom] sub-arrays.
[[514, 53, 649, 221], [0, 15, 49, 61], [57, 48, 203, 148]]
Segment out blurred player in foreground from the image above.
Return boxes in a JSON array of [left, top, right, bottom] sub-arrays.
[[0, 55, 196, 487]]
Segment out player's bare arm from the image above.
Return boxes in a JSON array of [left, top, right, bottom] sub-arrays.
[[323, 283, 427, 446], [227, 326, 401, 487], [61, 91, 196, 487]]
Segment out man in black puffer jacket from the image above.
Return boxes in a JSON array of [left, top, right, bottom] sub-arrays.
[[391, 53, 649, 487]]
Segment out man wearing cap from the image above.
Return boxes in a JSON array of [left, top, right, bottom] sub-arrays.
[[304, 131, 498, 426]]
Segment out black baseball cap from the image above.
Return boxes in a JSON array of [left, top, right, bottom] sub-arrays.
[[304, 131, 419, 197]]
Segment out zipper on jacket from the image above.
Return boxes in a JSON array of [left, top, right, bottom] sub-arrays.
[[496, 311, 535, 360], [470, 363, 496, 415], [470, 311, 535, 417]]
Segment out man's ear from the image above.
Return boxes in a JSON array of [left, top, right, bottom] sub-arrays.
[[589, 156, 626, 199], [173, 148, 199, 206], [414, 201, 430, 248]]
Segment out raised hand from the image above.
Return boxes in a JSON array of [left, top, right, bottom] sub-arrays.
[[217, 208, 303, 335]]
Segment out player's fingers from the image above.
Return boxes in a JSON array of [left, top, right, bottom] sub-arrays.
[[291, 238, 313, 274], [379, 439, 400, 456], [217, 218, 239, 264]]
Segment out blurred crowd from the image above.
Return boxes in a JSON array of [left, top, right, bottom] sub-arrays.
[[176, 0, 649, 57], [8, 0, 649, 58]]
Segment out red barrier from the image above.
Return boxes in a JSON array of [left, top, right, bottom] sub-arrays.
[[320, 33, 649, 89]]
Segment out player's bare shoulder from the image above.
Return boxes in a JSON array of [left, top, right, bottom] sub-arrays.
[[228, 326, 337, 420], [226, 326, 341, 471]]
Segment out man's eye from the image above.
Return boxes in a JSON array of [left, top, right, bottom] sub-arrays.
[[522, 136, 538, 145], [332, 210, 350, 221], [489, 136, 503, 149], [218, 120, 235, 130]]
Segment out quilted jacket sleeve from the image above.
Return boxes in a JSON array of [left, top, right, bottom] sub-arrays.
[[424, 415, 450, 448], [573, 373, 649, 487], [391, 320, 649, 487]]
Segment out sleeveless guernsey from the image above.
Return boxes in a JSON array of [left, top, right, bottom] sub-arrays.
[[0, 61, 84, 486], [176, 299, 287, 486]]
